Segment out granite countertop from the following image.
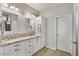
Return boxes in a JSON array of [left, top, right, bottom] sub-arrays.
[[0, 34, 41, 46]]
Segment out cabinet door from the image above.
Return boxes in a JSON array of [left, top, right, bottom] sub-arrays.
[[32, 37, 41, 54], [32, 38, 40, 54], [38, 37, 45, 49], [36, 38, 41, 51], [25, 39, 33, 56], [32, 38, 37, 54]]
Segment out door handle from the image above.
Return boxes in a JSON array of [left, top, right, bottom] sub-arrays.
[[15, 49, 19, 52], [72, 41, 77, 44]]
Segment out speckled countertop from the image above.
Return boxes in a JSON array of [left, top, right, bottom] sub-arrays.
[[0, 34, 41, 46]]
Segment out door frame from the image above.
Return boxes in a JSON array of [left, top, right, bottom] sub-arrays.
[[55, 13, 73, 55]]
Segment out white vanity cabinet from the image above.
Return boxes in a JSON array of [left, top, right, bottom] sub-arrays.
[[1, 36, 44, 56], [4, 41, 26, 56]]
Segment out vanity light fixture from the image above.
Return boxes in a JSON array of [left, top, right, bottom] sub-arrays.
[[2, 3, 9, 7], [9, 4, 19, 11], [25, 11, 36, 18]]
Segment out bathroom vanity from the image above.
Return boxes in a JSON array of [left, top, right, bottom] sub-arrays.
[[0, 34, 45, 56], [0, 4, 45, 56]]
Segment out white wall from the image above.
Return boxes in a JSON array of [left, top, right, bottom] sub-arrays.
[[40, 4, 73, 49]]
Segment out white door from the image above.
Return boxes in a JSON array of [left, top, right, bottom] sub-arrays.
[[56, 14, 72, 53]]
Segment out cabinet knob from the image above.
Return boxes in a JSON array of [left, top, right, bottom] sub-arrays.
[[72, 41, 77, 44], [15, 49, 19, 51], [28, 40, 31, 42], [36, 40, 39, 42], [29, 45, 31, 47], [29, 51, 31, 54]]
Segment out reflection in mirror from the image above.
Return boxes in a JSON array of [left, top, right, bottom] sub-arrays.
[[0, 17, 2, 31], [2, 14, 11, 31], [0, 21, 2, 31], [25, 18, 35, 35], [38, 24, 41, 33]]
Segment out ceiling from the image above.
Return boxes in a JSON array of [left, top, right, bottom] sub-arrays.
[[14, 3, 72, 16], [26, 3, 64, 12], [14, 3, 39, 16]]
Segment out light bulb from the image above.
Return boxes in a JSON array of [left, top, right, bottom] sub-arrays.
[[30, 14, 35, 18], [15, 8, 19, 11], [10, 5, 15, 9]]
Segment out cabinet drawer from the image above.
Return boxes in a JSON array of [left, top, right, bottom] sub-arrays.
[[5, 47, 25, 56], [4, 41, 25, 56], [5, 42, 25, 49]]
